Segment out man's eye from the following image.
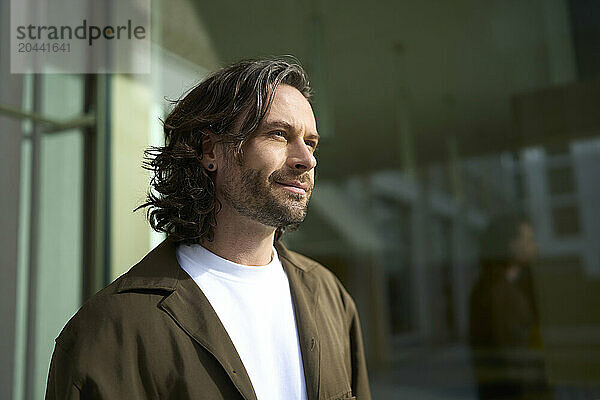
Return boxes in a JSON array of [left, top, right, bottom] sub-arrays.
[[270, 130, 286, 138], [305, 141, 318, 149]]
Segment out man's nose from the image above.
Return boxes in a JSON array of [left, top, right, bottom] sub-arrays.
[[287, 139, 317, 171]]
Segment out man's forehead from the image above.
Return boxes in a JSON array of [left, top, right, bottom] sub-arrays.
[[264, 93, 317, 134], [269, 85, 315, 114]]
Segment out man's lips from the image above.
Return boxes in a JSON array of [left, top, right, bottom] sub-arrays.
[[275, 180, 310, 194]]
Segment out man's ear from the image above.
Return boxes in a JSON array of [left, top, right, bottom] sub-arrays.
[[201, 131, 220, 171]]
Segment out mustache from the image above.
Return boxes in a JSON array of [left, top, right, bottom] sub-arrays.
[[269, 171, 314, 190]]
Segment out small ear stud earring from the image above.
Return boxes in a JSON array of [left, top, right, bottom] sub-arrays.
[[207, 163, 215, 171]]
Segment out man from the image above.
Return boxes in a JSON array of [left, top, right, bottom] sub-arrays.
[[46, 58, 371, 400], [469, 215, 548, 399]]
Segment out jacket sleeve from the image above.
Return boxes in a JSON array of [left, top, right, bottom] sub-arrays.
[[348, 300, 371, 400], [45, 342, 82, 400]]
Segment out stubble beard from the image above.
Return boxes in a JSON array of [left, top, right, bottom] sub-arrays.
[[220, 165, 312, 229]]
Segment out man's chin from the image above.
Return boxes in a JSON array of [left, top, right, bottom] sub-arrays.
[[267, 202, 308, 228]]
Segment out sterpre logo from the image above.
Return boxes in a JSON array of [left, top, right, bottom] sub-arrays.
[[15, 20, 147, 46]]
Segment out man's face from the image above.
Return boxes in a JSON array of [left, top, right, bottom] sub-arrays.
[[217, 84, 319, 228], [511, 222, 538, 265]]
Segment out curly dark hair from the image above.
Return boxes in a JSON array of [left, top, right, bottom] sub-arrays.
[[135, 58, 313, 245]]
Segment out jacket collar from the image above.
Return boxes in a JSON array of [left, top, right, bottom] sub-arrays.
[[115, 239, 321, 400], [115, 239, 318, 292]]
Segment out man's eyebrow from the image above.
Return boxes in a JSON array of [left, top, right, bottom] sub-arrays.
[[305, 131, 320, 142], [260, 120, 320, 141]]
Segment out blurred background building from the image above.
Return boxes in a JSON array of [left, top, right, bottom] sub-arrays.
[[2, 0, 600, 399]]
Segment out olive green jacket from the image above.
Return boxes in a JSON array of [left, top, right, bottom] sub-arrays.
[[46, 240, 371, 400]]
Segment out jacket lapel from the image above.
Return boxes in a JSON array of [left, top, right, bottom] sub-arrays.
[[276, 242, 322, 400], [117, 240, 258, 400]]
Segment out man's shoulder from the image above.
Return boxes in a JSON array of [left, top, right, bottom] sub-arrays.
[[55, 251, 176, 353], [57, 280, 135, 336], [280, 246, 338, 281], [278, 245, 357, 311]]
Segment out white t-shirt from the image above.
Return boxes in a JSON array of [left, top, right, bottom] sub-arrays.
[[176, 244, 308, 400]]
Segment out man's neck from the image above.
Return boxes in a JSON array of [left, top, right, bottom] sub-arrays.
[[201, 204, 276, 266]]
